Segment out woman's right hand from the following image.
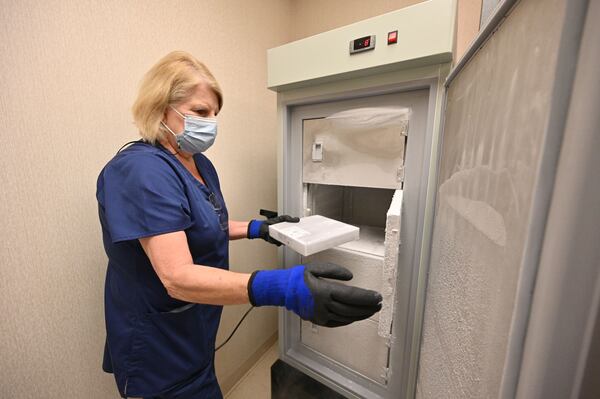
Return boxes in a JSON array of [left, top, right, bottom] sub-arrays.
[[247, 262, 382, 328]]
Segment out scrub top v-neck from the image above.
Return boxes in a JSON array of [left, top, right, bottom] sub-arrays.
[[96, 141, 229, 398]]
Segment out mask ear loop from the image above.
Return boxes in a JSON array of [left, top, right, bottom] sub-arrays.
[[159, 121, 181, 156], [162, 105, 185, 135], [170, 105, 185, 118], [160, 120, 177, 136]]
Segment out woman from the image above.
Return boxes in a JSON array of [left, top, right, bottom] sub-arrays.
[[96, 51, 382, 398]]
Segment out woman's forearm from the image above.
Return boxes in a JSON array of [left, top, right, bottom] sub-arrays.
[[228, 220, 249, 240], [164, 265, 251, 305], [140, 231, 251, 305]]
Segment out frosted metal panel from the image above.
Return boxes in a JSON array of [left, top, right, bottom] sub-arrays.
[[302, 107, 409, 189], [303, 224, 386, 379], [338, 226, 385, 257], [306, 184, 394, 229], [305, 247, 384, 318], [301, 318, 389, 385], [417, 0, 567, 398], [305, 184, 345, 220]]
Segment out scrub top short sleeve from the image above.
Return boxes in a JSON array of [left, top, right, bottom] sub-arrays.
[[101, 152, 193, 243]]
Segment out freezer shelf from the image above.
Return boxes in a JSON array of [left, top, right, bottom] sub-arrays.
[[338, 225, 385, 257]]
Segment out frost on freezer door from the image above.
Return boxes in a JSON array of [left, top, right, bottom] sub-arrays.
[[303, 107, 410, 189]]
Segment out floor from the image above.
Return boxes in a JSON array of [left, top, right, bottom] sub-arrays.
[[225, 342, 279, 399]]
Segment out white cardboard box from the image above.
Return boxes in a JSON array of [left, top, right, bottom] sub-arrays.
[[268, 215, 359, 256]]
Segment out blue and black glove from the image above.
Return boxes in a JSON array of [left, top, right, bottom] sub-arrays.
[[247, 210, 299, 246], [248, 262, 383, 327]]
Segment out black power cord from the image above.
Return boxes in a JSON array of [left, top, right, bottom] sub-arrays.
[[215, 306, 254, 352]]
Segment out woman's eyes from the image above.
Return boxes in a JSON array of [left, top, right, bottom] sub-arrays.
[[187, 108, 216, 117]]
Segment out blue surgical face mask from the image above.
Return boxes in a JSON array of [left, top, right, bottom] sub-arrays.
[[161, 106, 217, 154]]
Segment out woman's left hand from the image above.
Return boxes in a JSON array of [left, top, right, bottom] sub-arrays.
[[247, 214, 300, 246]]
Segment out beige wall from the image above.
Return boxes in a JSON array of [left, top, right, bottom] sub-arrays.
[[289, 0, 482, 62], [456, 0, 483, 60], [0, 1, 482, 397], [0, 1, 291, 397], [289, 0, 423, 41]]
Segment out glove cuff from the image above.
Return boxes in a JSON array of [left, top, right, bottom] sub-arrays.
[[248, 269, 291, 307], [247, 271, 260, 306], [247, 219, 263, 239]]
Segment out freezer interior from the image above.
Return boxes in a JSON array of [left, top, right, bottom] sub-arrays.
[[300, 183, 402, 385]]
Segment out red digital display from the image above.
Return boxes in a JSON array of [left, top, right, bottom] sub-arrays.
[[353, 35, 373, 51]]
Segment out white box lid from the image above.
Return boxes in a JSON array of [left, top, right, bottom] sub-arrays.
[[268, 215, 360, 256]]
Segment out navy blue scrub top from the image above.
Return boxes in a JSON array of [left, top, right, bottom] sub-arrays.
[[96, 141, 229, 398]]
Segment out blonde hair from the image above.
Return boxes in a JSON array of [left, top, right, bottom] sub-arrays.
[[132, 51, 223, 143]]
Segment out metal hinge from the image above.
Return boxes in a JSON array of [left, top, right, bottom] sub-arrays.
[[397, 166, 405, 183], [380, 367, 391, 384]]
